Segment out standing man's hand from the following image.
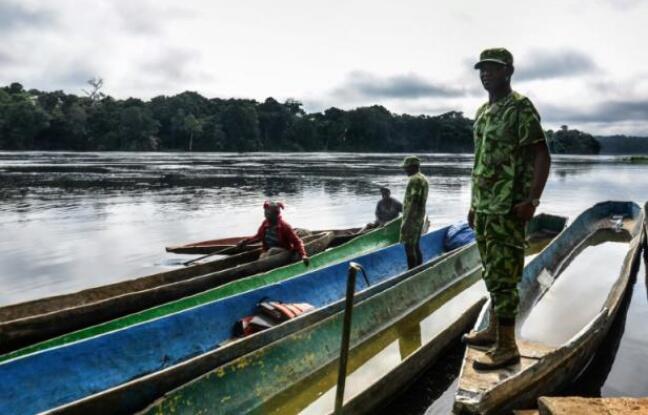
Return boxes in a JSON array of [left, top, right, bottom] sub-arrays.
[[468, 209, 475, 229], [302, 256, 310, 266], [512, 201, 536, 221]]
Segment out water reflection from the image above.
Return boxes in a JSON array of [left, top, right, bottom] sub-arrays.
[[521, 231, 630, 346], [559, 263, 634, 398]]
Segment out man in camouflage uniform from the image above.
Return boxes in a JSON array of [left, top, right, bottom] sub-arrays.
[[400, 156, 429, 269], [463, 48, 551, 370]]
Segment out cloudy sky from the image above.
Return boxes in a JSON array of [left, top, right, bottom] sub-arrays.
[[2, 0, 648, 135]]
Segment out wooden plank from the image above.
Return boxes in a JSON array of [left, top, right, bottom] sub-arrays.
[[538, 397, 648, 415]]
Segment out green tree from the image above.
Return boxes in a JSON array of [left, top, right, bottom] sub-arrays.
[[258, 97, 292, 150], [547, 127, 600, 154], [0, 82, 489, 153], [196, 115, 226, 151], [0, 87, 49, 149], [119, 106, 159, 150], [183, 114, 203, 151], [222, 103, 261, 151]]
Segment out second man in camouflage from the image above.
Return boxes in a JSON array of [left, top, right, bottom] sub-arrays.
[[400, 156, 429, 269]]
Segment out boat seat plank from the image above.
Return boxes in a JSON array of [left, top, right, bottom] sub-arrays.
[[538, 397, 648, 415], [461, 347, 541, 393]]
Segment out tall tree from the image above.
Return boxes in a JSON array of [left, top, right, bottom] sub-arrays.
[[119, 106, 159, 150], [222, 103, 261, 151]]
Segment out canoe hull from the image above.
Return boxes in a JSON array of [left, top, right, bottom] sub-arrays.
[[0, 232, 333, 353], [165, 228, 364, 254], [0, 219, 405, 365], [166, 237, 253, 254], [339, 299, 486, 415], [454, 201, 645, 415], [136, 242, 485, 414], [46, 228, 451, 415]]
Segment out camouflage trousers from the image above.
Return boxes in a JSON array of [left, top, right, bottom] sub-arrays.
[[400, 223, 423, 246], [475, 213, 525, 319]]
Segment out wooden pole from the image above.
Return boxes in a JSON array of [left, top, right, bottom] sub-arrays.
[[334, 261, 362, 414], [182, 245, 241, 266]]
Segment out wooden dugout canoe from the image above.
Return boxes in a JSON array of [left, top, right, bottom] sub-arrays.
[[132, 235, 486, 415], [165, 227, 364, 255], [166, 236, 256, 255], [1, 221, 448, 415], [0, 232, 334, 353], [453, 201, 646, 415], [526, 213, 567, 243]]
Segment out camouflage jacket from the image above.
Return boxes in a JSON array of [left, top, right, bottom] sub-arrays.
[[471, 91, 547, 214], [401, 172, 429, 242]]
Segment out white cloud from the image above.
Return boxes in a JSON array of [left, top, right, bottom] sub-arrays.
[[0, 0, 647, 134], [516, 49, 599, 81]]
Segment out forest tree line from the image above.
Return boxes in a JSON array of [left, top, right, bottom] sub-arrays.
[[0, 82, 612, 154]]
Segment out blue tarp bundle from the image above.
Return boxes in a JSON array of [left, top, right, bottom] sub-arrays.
[[444, 221, 476, 251]]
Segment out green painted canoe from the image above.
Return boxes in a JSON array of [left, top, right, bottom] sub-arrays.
[[138, 239, 486, 415], [0, 218, 402, 363]]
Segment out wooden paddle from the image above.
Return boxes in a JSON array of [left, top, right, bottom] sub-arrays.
[[183, 244, 243, 266]]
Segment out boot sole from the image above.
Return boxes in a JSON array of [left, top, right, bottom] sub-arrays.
[[466, 343, 495, 351], [461, 334, 496, 348], [472, 355, 521, 371]]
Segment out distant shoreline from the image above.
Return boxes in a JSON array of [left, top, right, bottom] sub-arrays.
[[2, 83, 647, 154]]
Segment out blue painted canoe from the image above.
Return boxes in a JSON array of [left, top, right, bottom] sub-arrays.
[[0, 225, 452, 414]]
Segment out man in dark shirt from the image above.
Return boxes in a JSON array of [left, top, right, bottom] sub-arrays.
[[375, 187, 403, 225], [361, 186, 403, 233]]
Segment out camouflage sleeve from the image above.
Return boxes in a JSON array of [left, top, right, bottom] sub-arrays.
[[517, 99, 546, 147]]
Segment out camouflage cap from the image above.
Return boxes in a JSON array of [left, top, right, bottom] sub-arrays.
[[401, 156, 420, 168], [474, 48, 514, 69]]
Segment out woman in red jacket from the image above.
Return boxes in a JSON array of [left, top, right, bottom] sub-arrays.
[[238, 201, 310, 266]]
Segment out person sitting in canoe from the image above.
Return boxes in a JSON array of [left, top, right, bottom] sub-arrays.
[[361, 186, 403, 232], [375, 186, 403, 225], [238, 201, 310, 266]]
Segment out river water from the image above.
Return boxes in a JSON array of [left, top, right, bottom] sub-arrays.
[[0, 152, 647, 413]]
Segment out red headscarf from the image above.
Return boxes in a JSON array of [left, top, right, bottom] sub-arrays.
[[263, 201, 285, 211]]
